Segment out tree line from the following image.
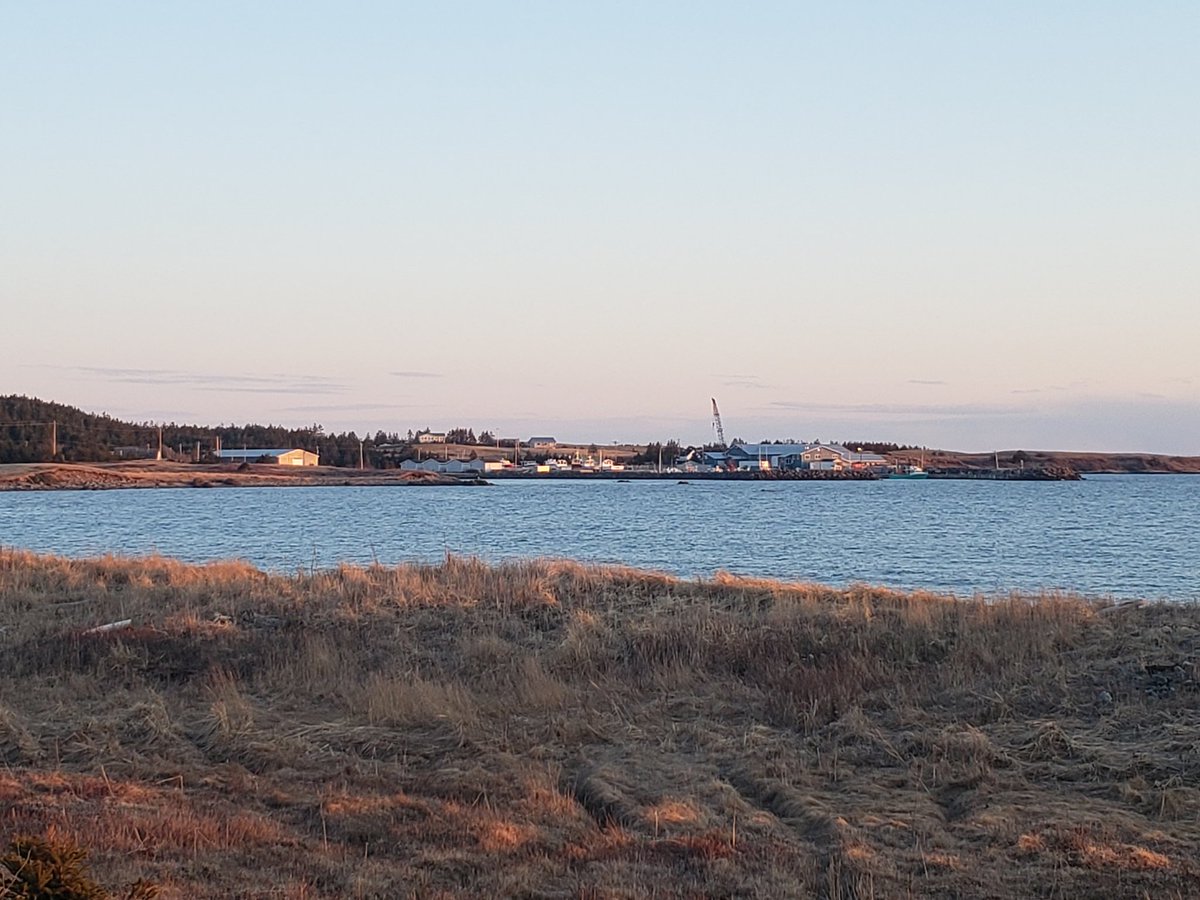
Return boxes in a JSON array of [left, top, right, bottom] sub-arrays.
[[1, 396, 504, 467]]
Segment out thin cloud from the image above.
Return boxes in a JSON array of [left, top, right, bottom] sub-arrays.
[[39, 365, 346, 394], [281, 402, 431, 413], [106, 407, 201, 422], [1013, 384, 1073, 395], [908, 379, 947, 386], [723, 379, 771, 390], [718, 373, 770, 390], [389, 371, 442, 379], [767, 400, 1025, 418], [194, 385, 346, 395]]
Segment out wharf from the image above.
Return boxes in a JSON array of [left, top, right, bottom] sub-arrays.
[[488, 466, 1081, 482], [487, 469, 876, 481]]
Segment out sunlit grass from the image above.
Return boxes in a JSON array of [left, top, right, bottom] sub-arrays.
[[2, 548, 1198, 897]]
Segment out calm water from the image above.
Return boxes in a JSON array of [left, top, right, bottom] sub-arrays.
[[0, 475, 1197, 600]]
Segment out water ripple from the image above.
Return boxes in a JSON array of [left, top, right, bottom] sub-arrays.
[[0, 475, 1197, 600]]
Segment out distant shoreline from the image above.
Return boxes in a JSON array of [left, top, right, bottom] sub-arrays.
[[0, 461, 480, 492], [4, 458, 1198, 492]]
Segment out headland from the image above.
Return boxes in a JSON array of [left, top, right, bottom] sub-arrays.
[[0, 461, 481, 492]]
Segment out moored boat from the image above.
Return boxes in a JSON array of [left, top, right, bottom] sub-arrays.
[[888, 465, 930, 479]]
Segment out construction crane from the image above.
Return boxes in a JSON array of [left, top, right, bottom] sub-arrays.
[[710, 398, 727, 449]]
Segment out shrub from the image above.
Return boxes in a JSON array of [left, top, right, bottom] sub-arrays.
[[0, 835, 158, 900]]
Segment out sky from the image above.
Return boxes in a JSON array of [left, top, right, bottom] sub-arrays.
[[1, 2, 1197, 452]]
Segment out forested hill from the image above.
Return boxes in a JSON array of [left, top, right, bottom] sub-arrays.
[[0, 395, 406, 467]]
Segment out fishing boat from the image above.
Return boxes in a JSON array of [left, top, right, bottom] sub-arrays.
[[888, 464, 930, 480]]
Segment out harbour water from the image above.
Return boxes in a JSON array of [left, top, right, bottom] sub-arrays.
[[0, 475, 1196, 600]]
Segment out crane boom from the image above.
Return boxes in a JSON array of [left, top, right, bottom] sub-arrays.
[[710, 398, 727, 449]]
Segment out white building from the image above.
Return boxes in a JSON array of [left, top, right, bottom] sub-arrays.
[[468, 459, 513, 473], [216, 448, 319, 466]]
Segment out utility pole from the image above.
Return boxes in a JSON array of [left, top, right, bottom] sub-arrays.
[[50, 420, 57, 459], [359, 439, 365, 470], [156, 426, 163, 461]]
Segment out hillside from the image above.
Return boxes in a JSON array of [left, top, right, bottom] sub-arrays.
[[2, 552, 1198, 897], [0, 395, 615, 470], [0, 395, 402, 467], [893, 448, 1200, 475], [4, 395, 1196, 473]]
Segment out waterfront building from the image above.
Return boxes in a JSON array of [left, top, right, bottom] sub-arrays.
[[215, 448, 319, 466], [705, 442, 887, 472], [722, 443, 811, 471]]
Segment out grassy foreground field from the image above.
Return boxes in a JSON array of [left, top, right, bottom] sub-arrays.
[[1, 552, 1198, 898]]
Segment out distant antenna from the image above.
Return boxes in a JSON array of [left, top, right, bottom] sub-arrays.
[[711, 398, 727, 449]]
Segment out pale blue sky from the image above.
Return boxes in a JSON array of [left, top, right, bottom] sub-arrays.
[[2, 3, 1197, 451]]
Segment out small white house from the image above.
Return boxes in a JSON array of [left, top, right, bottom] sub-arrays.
[[417, 432, 447, 444], [526, 436, 557, 449]]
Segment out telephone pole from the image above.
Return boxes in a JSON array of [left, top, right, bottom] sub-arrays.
[[50, 420, 57, 459]]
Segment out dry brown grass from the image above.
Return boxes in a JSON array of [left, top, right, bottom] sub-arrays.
[[0, 462, 457, 492], [2, 548, 1199, 897]]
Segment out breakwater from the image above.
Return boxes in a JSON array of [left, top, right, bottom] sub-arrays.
[[487, 466, 1080, 482], [927, 466, 1081, 481]]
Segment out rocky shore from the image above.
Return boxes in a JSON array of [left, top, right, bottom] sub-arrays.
[[0, 462, 480, 492]]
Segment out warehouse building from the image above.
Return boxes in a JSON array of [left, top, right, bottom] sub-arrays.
[[215, 448, 319, 466]]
